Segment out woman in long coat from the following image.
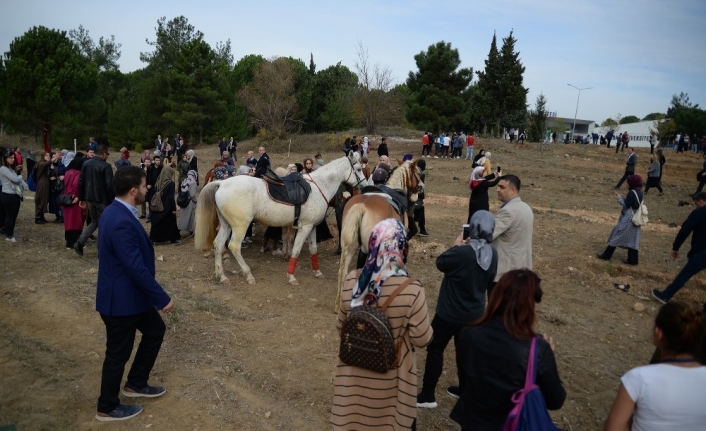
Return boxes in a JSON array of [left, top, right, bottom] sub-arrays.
[[62, 157, 85, 248], [597, 174, 644, 265], [332, 219, 432, 431], [467, 166, 502, 223], [34, 152, 51, 224], [177, 170, 197, 236], [149, 166, 181, 245]]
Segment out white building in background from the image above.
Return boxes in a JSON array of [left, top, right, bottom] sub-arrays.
[[595, 120, 660, 148]]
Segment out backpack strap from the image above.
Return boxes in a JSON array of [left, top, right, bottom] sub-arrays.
[[378, 277, 417, 368], [380, 277, 417, 312]]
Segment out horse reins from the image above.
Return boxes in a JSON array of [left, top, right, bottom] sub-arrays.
[[305, 157, 365, 205]]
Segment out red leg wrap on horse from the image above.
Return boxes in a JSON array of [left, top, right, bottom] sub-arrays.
[[287, 257, 298, 274], [311, 254, 319, 270]]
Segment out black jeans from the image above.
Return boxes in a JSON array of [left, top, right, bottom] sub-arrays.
[[0, 193, 21, 237], [414, 204, 426, 232], [79, 201, 107, 246], [420, 315, 465, 397], [422, 145, 430, 156], [615, 171, 632, 189], [97, 308, 166, 413]]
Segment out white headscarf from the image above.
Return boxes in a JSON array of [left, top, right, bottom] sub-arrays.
[[62, 151, 75, 168]]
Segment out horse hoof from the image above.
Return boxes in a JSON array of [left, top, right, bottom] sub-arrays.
[[219, 275, 229, 283], [203, 251, 213, 257], [288, 275, 300, 285], [313, 270, 323, 278], [247, 278, 256, 285]]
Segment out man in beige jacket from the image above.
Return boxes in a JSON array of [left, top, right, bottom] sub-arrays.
[[492, 174, 534, 283]]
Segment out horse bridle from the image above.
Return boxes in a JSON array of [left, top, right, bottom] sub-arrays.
[[346, 156, 366, 189]]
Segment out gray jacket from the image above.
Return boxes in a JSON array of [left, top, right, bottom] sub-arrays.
[[0, 166, 27, 197]]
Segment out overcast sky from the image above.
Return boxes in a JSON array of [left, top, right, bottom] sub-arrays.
[[2, 0, 705, 125]]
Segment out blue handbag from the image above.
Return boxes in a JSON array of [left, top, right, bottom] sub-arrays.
[[27, 170, 37, 191], [502, 337, 560, 431]]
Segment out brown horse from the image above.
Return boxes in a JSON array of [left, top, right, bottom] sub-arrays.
[[334, 160, 423, 312]]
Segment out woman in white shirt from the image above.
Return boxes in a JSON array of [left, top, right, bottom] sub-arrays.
[[604, 302, 706, 431]]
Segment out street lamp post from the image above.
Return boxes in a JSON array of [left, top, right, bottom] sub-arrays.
[[567, 84, 593, 142]]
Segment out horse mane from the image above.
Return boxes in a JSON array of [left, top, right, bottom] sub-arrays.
[[386, 161, 417, 192]]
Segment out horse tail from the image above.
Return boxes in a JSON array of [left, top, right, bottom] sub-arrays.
[[341, 200, 366, 252], [194, 181, 221, 252]]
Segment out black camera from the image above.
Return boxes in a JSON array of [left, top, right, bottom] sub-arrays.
[[462, 224, 471, 240]]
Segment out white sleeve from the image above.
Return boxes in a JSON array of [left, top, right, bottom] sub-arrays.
[[620, 367, 643, 403]]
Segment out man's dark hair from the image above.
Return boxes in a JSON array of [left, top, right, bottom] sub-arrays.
[[693, 192, 706, 203], [96, 144, 109, 156], [499, 174, 521, 192], [114, 166, 146, 196]]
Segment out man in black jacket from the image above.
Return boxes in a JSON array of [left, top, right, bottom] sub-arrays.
[[653, 192, 706, 303], [254, 146, 270, 178], [75, 145, 115, 256], [615, 147, 637, 189]]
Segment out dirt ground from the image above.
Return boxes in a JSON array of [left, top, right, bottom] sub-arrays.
[[1, 139, 705, 431]]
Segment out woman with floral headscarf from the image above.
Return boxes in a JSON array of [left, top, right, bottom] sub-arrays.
[[597, 174, 644, 265], [149, 166, 181, 245], [467, 165, 503, 223], [332, 218, 432, 431], [177, 170, 198, 236]]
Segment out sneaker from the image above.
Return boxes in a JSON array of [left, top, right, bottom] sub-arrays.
[[73, 241, 84, 256], [95, 404, 143, 422], [171, 240, 181, 245], [433, 156, 439, 158], [416, 393, 437, 408], [5, 236, 18, 243], [272, 249, 283, 256], [446, 386, 460, 399], [419, 231, 429, 237], [139, 214, 146, 219], [89, 235, 97, 241], [244, 237, 252, 243], [652, 289, 668, 305], [121, 383, 167, 398], [241, 242, 249, 249]]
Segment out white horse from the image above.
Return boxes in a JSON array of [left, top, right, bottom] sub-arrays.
[[194, 151, 367, 285]]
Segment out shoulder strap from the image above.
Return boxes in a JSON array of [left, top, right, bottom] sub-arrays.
[[631, 189, 642, 205], [380, 277, 417, 312], [524, 337, 538, 389]]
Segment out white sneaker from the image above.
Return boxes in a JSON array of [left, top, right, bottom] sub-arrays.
[[5, 236, 18, 242], [434, 156, 439, 158]]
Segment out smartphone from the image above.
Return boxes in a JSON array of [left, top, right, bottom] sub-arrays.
[[462, 224, 471, 240]]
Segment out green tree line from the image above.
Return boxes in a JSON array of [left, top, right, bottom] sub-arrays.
[[0, 17, 529, 149]]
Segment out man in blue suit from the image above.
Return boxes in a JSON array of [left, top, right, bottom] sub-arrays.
[[95, 166, 174, 422]]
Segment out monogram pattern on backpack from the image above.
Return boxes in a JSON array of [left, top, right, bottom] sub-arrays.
[[338, 278, 415, 373], [340, 305, 397, 373]]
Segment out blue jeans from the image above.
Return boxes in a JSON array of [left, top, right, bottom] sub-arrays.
[[465, 147, 473, 159], [662, 251, 706, 300]]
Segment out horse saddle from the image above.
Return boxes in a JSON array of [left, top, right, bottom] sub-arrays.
[[263, 168, 312, 227], [361, 185, 407, 217]]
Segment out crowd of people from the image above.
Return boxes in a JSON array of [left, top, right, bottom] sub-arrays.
[[3, 132, 706, 430]]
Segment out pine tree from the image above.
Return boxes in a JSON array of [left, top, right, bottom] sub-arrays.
[[472, 31, 528, 136], [527, 93, 548, 142], [406, 41, 473, 132]]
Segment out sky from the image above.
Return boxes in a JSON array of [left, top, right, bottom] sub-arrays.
[[2, 0, 705, 125]]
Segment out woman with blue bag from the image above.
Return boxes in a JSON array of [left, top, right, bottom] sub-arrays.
[[450, 269, 566, 430]]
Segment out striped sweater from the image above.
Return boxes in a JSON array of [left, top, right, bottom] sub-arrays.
[[331, 271, 433, 430]]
